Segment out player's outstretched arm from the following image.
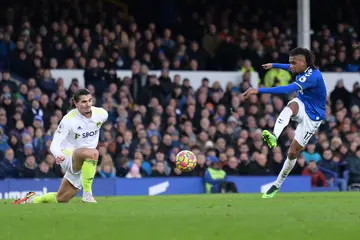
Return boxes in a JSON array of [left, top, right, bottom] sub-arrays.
[[242, 83, 300, 98], [262, 63, 292, 72]]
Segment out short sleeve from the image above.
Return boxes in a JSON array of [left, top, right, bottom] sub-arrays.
[[295, 70, 317, 90], [101, 108, 109, 123], [56, 118, 71, 134], [91, 107, 109, 124]]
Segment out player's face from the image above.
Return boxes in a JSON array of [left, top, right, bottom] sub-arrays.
[[75, 94, 93, 115], [289, 55, 307, 73]]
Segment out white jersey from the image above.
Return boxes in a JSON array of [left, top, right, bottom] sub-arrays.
[[50, 106, 108, 158]]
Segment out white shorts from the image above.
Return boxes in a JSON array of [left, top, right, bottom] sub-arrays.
[[288, 98, 322, 147], [60, 148, 82, 190]]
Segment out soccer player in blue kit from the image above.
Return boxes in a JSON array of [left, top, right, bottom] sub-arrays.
[[242, 47, 327, 198]]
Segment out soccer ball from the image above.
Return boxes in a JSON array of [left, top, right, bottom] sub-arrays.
[[175, 150, 197, 172]]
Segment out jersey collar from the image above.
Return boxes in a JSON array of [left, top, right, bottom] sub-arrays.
[[76, 108, 93, 121]]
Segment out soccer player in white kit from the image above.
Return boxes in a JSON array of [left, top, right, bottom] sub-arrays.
[[13, 89, 108, 204]]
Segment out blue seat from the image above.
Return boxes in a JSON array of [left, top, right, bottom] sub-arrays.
[[318, 167, 338, 180]]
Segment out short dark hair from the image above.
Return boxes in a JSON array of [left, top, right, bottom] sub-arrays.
[[71, 88, 91, 108], [290, 47, 316, 69]]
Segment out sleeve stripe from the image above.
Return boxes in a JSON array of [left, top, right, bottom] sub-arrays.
[[64, 110, 78, 120], [294, 82, 303, 91]]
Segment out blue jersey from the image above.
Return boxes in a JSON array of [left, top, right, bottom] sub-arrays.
[[293, 67, 327, 121], [266, 64, 327, 121]]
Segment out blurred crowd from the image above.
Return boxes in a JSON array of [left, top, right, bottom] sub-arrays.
[[0, 0, 360, 79], [0, 0, 360, 190]]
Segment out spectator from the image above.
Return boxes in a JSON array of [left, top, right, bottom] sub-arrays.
[[126, 164, 142, 178], [44, 153, 62, 177], [302, 160, 328, 187], [0, 33, 16, 67], [0, 71, 18, 93], [346, 147, 360, 186], [263, 67, 292, 87], [2, 93, 15, 121], [130, 157, 149, 177], [248, 153, 273, 176], [151, 161, 167, 177], [204, 158, 237, 193], [36, 161, 57, 178], [22, 100, 44, 127], [20, 155, 37, 178], [223, 156, 240, 176], [301, 143, 322, 163], [97, 154, 116, 178], [0, 126, 10, 154], [97, 163, 116, 178], [0, 148, 19, 179], [193, 153, 207, 177], [318, 149, 347, 191], [202, 24, 220, 63], [150, 150, 171, 175], [37, 69, 57, 95], [330, 80, 352, 112]]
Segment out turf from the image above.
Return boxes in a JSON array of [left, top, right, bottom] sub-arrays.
[[2, 192, 360, 240]]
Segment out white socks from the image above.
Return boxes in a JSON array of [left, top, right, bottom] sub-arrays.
[[269, 106, 296, 188], [273, 107, 293, 139], [274, 157, 297, 188]]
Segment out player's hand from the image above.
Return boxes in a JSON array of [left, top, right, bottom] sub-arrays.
[[262, 63, 273, 70], [242, 87, 258, 99], [55, 156, 65, 165]]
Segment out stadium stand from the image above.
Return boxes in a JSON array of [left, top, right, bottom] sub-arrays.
[[0, 0, 359, 191]]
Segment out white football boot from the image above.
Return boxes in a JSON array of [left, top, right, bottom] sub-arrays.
[[82, 192, 97, 203]]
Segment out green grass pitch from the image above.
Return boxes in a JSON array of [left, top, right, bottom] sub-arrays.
[[1, 192, 360, 240]]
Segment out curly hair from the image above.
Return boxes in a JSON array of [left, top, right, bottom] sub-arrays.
[[290, 47, 317, 69]]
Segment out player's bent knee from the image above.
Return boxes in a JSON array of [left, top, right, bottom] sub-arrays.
[[287, 102, 299, 116], [56, 193, 69, 203], [88, 149, 99, 160], [77, 148, 99, 160]]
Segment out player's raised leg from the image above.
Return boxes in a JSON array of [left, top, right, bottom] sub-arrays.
[[262, 139, 303, 198], [262, 101, 299, 148], [72, 148, 99, 203], [243, 48, 327, 198]]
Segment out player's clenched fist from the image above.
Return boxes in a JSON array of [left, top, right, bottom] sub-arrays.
[[262, 63, 273, 70], [55, 156, 65, 164]]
